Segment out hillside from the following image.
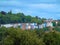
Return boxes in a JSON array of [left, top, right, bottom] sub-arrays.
[[0, 11, 46, 24]]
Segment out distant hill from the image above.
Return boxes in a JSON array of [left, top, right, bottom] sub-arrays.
[[0, 11, 46, 24]]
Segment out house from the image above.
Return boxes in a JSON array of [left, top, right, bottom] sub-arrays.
[[39, 24, 44, 29], [44, 19, 53, 27], [30, 23, 37, 29], [21, 23, 38, 30], [26, 23, 31, 30], [21, 23, 26, 30], [1, 23, 21, 28], [0, 19, 53, 30], [1, 24, 13, 28]]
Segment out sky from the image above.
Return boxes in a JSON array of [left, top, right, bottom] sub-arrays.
[[0, 0, 60, 20]]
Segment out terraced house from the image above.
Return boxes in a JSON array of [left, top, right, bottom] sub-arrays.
[[1, 19, 53, 30]]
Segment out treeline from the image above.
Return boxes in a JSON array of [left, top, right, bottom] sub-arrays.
[[53, 21, 60, 26], [0, 27, 60, 45], [0, 11, 46, 24]]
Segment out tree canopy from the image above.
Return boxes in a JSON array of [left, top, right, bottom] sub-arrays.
[[0, 11, 46, 24], [0, 27, 60, 45]]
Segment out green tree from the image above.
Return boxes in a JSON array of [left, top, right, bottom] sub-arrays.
[[3, 27, 44, 45], [43, 31, 60, 45]]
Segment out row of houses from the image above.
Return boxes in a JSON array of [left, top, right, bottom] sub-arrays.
[[1, 19, 53, 30]]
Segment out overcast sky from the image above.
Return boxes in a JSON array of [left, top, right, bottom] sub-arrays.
[[0, 0, 60, 19]]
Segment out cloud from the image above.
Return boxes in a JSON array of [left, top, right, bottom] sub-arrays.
[[0, 1, 22, 6], [0, 0, 60, 19], [28, 3, 56, 9]]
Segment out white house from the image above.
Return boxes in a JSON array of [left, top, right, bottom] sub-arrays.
[[45, 19, 53, 27], [1, 24, 13, 28]]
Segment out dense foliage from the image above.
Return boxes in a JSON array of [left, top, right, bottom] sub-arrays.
[[0, 11, 46, 24], [52, 21, 60, 27], [0, 27, 60, 45]]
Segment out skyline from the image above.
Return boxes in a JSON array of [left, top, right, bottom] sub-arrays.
[[0, 0, 60, 20]]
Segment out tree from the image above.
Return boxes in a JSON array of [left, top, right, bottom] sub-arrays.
[[2, 27, 44, 45], [25, 15, 32, 23], [52, 22, 56, 26], [0, 11, 6, 15], [57, 21, 60, 26], [43, 31, 60, 45], [0, 27, 7, 45], [0, 11, 44, 24], [8, 10, 12, 15]]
